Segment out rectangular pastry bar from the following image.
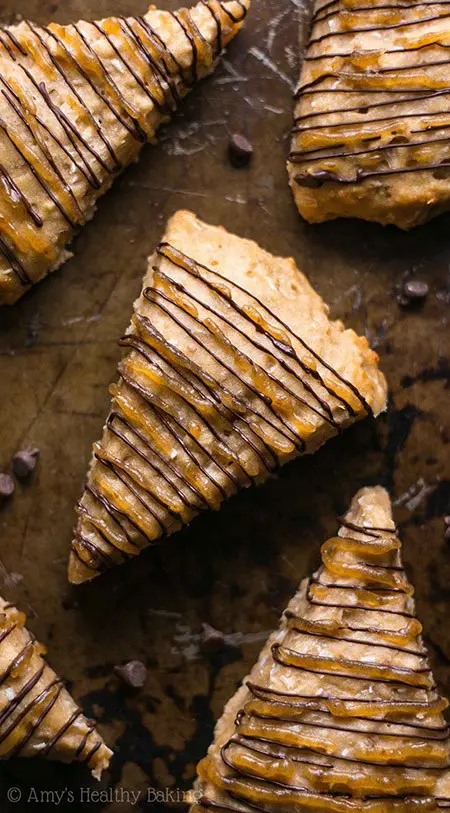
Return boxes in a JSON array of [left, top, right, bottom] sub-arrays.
[[289, 0, 450, 228], [69, 210, 387, 583]]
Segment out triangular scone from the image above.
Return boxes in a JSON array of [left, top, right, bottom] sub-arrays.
[[0, 596, 112, 777], [192, 486, 450, 812], [69, 211, 387, 584], [288, 0, 450, 229], [0, 1, 250, 306]]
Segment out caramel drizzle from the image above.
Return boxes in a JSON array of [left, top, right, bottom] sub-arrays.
[[203, 518, 450, 810], [0, 605, 102, 764], [292, 0, 450, 189], [73, 244, 369, 575], [0, 1, 248, 286], [246, 683, 448, 730], [157, 243, 370, 416], [238, 707, 448, 741]]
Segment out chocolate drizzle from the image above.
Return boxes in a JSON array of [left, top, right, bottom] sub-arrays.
[[0, 602, 108, 769], [72, 241, 371, 577], [0, 1, 248, 291], [194, 500, 450, 813], [290, 0, 450, 196]]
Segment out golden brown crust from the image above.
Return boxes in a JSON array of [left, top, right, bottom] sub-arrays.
[[68, 211, 387, 585], [0, 0, 250, 305], [289, 0, 450, 229], [0, 596, 112, 777], [192, 486, 450, 813]]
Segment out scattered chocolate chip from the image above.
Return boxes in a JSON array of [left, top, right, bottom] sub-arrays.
[[11, 448, 40, 478], [398, 279, 430, 307], [200, 622, 226, 652], [114, 660, 147, 689], [0, 473, 15, 500], [228, 133, 253, 168]]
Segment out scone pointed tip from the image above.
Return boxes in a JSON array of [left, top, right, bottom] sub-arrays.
[[68, 551, 100, 586], [343, 485, 395, 533], [0, 0, 251, 305], [89, 743, 114, 780], [192, 485, 448, 811], [0, 597, 112, 773]]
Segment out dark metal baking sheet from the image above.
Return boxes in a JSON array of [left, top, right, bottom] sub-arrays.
[[0, 0, 449, 810]]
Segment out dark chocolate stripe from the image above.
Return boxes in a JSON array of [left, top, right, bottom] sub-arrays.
[[27, 23, 119, 173], [312, 0, 450, 25], [84, 739, 103, 766], [247, 681, 432, 707], [235, 730, 447, 771], [150, 267, 335, 433], [217, 0, 249, 23], [240, 710, 448, 740], [308, 11, 450, 46], [90, 20, 165, 115], [77, 501, 132, 561], [70, 22, 146, 141], [290, 132, 450, 166], [72, 531, 116, 572], [85, 483, 143, 547], [95, 435, 186, 526], [286, 622, 425, 657], [246, 684, 445, 731], [202, 1, 223, 54], [107, 417, 200, 513], [118, 376, 226, 509], [272, 643, 432, 686], [245, 695, 447, 733], [121, 330, 271, 477], [10, 681, 64, 758], [0, 72, 84, 215], [0, 665, 45, 729], [158, 243, 370, 415], [41, 709, 84, 757], [120, 371, 233, 501], [0, 234, 30, 286], [126, 317, 272, 477], [119, 18, 175, 113], [93, 455, 168, 538], [121, 332, 257, 481], [109, 412, 207, 509], [142, 285, 306, 454]]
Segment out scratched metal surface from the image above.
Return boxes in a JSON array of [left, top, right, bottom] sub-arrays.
[[0, 0, 449, 810]]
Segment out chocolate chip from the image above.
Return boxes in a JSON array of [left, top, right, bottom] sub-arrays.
[[0, 473, 15, 500], [114, 660, 147, 689], [11, 448, 40, 478], [228, 133, 253, 168], [398, 279, 430, 307], [200, 622, 226, 652]]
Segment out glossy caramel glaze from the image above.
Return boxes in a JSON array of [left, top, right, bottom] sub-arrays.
[[69, 211, 387, 584], [191, 486, 450, 813], [0, 0, 249, 305], [0, 596, 112, 776], [289, 0, 450, 228]]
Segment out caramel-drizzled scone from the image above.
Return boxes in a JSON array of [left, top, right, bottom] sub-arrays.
[[0, 0, 250, 306], [288, 0, 450, 229], [69, 211, 387, 584], [0, 596, 112, 776], [191, 486, 450, 813]]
